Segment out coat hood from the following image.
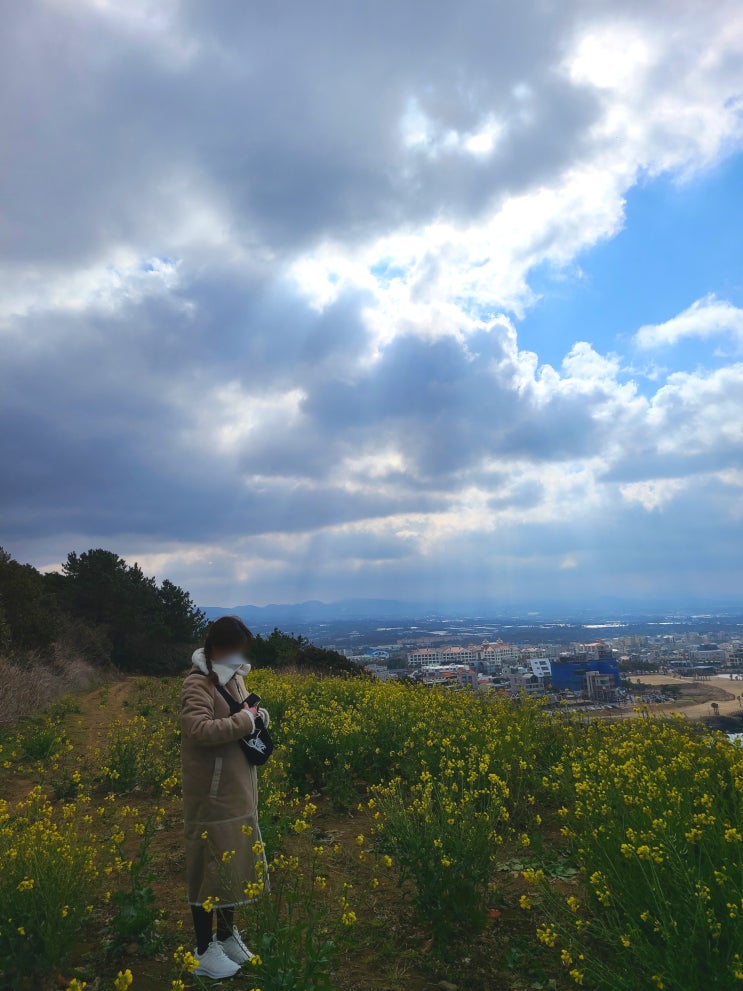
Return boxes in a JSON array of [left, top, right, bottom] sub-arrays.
[[191, 646, 251, 686]]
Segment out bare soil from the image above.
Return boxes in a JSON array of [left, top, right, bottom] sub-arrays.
[[629, 673, 742, 720]]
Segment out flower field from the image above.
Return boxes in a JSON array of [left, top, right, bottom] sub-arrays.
[[1, 673, 743, 990]]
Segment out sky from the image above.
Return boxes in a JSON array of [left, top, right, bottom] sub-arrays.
[[2, 0, 743, 611]]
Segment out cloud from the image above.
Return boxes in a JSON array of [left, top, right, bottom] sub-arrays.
[[619, 479, 689, 511], [602, 362, 743, 486], [635, 295, 743, 349], [2, 1, 743, 605]]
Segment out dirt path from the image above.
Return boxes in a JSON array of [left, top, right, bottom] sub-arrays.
[[69, 676, 138, 751], [1, 677, 139, 808]]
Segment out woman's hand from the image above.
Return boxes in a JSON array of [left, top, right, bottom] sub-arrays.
[[244, 702, 260, 717]]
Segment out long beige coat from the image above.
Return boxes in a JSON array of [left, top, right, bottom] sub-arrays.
[[180, 665, 270, 907]]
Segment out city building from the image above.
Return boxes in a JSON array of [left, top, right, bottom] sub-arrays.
[[529, 658, 551, 679], [479, 642, 520, 667], [413, 664, 478, 689], [407, 645, 481, 668], [550, 658, 620, 696], [686, 643, 727, 664]]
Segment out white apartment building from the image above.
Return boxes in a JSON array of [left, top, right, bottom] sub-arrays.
[[407, 645, 481, 668], [685, 644, 728, 664], [529, 658, 552, 678], [408, 641, 520, 670], [480, 642, 519, 661], [478, 642, 520, 674]]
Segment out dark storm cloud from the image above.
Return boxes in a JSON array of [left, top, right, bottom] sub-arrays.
[[0, 0, 601, 269], [167, 268, 373, 391], [0, 279, 446, 544], [297, 330, 622, 481], [1, 257, 620, 555]]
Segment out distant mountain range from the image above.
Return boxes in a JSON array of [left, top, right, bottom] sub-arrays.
[[201, 598, 433, 624], [200, 596, 743, 626]]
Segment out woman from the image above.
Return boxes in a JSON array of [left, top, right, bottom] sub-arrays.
[[180, 615, 270, 979]]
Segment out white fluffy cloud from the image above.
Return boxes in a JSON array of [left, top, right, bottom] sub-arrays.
[[636, 295, 743, 349]]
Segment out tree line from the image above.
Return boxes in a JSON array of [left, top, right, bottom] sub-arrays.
[[0, 547, 366, 678]]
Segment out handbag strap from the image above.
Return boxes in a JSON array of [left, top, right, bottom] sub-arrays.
[[216, 682, 245, 715], [195, 671, 265, 735], [218, 683, 266, 737]]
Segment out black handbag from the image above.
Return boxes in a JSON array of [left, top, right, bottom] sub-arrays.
[[214, 681, 274, 766]]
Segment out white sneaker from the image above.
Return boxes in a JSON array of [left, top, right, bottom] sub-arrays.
[[194, 936, 241, 979], [220, 925, 256, 965]]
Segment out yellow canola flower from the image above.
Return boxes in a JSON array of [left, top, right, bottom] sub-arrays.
[[181, 950, 199, 973], [522, 868, 545, 885], [113, 970, 133, 991], [174, 945, 201, 971], [536, 925, 558, 947]]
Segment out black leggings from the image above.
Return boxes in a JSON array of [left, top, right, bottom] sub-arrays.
[[191, 904, 235, 954]]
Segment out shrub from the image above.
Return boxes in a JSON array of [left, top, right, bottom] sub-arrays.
[[0, 787, 100, 989], [533, 717, 743, 990]]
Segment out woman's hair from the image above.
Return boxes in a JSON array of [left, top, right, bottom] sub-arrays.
[[203, 615, 253, 685]]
